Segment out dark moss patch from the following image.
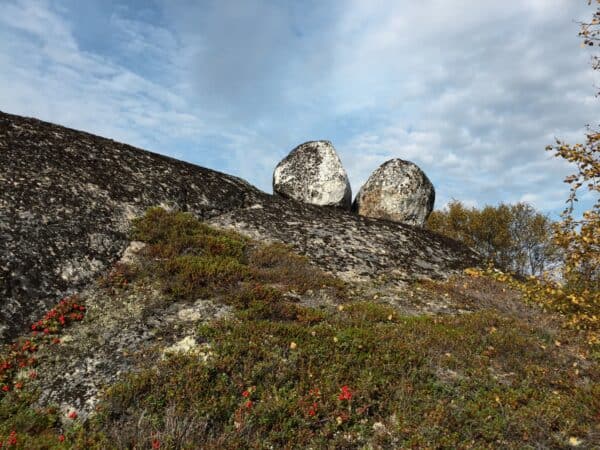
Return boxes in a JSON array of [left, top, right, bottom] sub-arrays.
[[129, 207, 346, 303]]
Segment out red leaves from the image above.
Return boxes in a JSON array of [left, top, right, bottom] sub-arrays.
[[0, 295, 85, 399], [1, 431, 18, 447], [241, 389, 253, 409], [301, 385, 355, 420], [338, 385, 353, 401]]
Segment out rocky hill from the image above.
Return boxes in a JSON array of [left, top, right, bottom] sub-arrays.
[[0, 111, 478, 343], [1, 111, 597, 449]]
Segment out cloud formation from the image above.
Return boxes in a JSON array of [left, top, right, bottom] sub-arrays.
[[0, 0, 597, 216]]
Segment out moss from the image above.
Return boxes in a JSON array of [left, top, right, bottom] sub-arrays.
[[248, 242, 346, 295], [128, 208, 346, 303]]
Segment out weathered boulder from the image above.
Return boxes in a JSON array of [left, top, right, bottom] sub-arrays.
[[352, 159, 435, 226], [273, 140, 352, 209]]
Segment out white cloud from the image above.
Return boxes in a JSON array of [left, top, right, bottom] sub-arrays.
[[0, 0, 210, 156]]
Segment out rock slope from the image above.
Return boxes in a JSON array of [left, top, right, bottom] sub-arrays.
[[0, 111, 479, 342]]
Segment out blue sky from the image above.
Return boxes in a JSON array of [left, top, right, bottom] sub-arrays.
[[1, 0, 598, 216]]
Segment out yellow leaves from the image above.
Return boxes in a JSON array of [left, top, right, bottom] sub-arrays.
[[464, 268, 481, 278], [547, 134, 599, 293], [568, 436, 583, 447], [289, 342, 297, 350], [471, 264, 600, 350]]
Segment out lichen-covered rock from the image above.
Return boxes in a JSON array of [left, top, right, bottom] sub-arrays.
[[0, 110, 264, 342], [0, 112, 478, 343], [273, 141, 352, 209], [353, 159, 435, 226], [209, 196, 476, 284]]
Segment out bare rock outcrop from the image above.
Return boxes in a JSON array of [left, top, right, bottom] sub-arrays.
[[273, 140, 352, 209], [0, 112, 478, 343], [0, 111, 263, 342], [353, 159, 435, 226]]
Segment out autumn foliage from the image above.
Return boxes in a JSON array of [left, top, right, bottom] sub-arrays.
[[427, 201, 558, 277], [546, 1, 600, 293]]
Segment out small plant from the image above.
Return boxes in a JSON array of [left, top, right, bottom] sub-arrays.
[[99, 262, 136, 290], [1, 295, 85, 397], [0, 296, 86, 448], [86, 300, 598, 448]]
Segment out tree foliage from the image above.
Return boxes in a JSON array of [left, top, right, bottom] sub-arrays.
[[545, 0, 600, 293], [427, 201, 558, 277]]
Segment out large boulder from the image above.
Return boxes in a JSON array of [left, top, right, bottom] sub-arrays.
[[273, 141, 352, 209], [352, 159, 435, 226]]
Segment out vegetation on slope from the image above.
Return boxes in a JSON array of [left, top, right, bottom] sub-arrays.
[[2, 208, 597, 449]]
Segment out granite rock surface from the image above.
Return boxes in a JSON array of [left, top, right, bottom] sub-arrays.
[[273, 140, 352, 209], [353, 158, 435, 226]]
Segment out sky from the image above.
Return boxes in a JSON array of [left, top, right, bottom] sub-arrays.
[[1, 0, 598, 216]]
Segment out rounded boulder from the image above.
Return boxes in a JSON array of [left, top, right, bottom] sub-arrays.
[[273, 141, 352, 209], [352, 159, 435, 226]]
